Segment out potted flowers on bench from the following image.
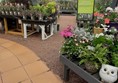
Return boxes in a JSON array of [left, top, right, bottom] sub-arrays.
[[60, 24, 118, 83]]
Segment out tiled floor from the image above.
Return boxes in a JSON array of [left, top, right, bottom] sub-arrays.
[[0, 38, 62, 83]]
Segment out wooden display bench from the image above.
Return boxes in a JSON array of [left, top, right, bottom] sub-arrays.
[[0, 15, 37, 37], [3, 17, 24, 36], [0, 14, 58, 40]]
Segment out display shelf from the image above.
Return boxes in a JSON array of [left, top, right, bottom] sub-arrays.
[[60, 55, 101, 83], [56, 0, 77, 14]]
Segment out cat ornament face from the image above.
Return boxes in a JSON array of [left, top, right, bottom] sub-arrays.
[[99, 64, 118, 83]]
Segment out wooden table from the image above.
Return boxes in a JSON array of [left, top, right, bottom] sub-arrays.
[[0, 15, 24, 36], [0, 15, 57, 40]]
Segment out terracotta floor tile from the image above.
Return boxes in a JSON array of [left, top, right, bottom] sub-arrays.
[[0, 48, 14, 62], [0, 78, 2, 83], [2, 67, 29, 83], [1, 41, 15, 48], [31, 71, 62, 83], [16, 51, 40, 65], [0, 39, 9, 45], [24, 61, 49, 77], [0, 46, 4, 51], [6, 44, 30, 55], [21, 79, 32, 83], [0, 56, 21, 73]]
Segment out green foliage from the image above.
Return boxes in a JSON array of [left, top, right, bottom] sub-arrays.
[[31, 4, 41, 11], [95, 0, 112, 13], [112, 53, 118, 67], [110, 41, 118, 67], [30, 1, 56, 16], [79, 44, 109, 69], [106, 12, 118, 22], [92, 36, 113, 47], [60, 37, 83, 60]]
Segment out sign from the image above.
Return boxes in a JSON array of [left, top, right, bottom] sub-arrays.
[[77, 0, 94, 20]]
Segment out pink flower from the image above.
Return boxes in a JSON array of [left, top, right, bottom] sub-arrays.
[[60, 25, 74, 38], [94, 12, 99, 16], [104, 18, 110, 24], [65, 32, 73, 37], [98, 14, 104, 18], [96, 19, 99, 23], [60, 31, 73, 38]]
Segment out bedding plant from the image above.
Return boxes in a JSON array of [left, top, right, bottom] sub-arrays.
[[60, 25, 118, 73]]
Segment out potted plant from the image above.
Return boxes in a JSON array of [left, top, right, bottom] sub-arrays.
[[60, 37, 82, 61], [0, 5, 5, 15], [78, 43, 109, 73], [60, 24, 118, 82]]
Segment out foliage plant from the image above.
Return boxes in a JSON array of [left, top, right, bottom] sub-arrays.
[[31, 1, 56, 17], [92, 35, 113, 47], [95, 0, 112, 13], [61, 37, 82, 60], [78, 44, 109, 69], [110, 40, 118, 67]]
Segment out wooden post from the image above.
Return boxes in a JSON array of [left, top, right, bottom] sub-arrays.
[[3, 18, 8, 34]]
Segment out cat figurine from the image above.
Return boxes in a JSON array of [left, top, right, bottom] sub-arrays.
[[99, 64, 118, 83]]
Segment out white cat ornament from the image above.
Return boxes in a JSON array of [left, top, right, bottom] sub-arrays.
[[99, 64, 118, 83]]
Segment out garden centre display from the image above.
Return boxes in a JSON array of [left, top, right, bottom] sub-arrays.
[[60, 0, 118, 82], [0, 1, 57, 20]]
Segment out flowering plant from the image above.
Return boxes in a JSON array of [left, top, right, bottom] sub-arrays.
[[60, 25, 73, 38], [94, 12, 109, 27], [60, 25, 118, 70], [94, 6, 118, 28], [105, 7, 118, 22]]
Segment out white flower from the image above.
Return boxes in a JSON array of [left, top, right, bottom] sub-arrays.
[[95, 33, 104, 38], [106, 7, 113, 12], [95, 34, 99, 38], [109, 30, 111, 32], [87, 45, 94, 51], [114, 28, 117, 32], [99, 33, 104, 36], [106, 35, 114, 39], [101, 24, 107, 28], [103, 28, 108, 32], [114, 6, 118, 13]]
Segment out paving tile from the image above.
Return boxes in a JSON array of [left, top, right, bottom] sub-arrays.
[[24, 61, 49, 77], [1, 41, 15, 48], [31, 71, 62, 83], [4, 44, 30, 55], [0, 56, 21, 73], [21, 79, 32, 83], [16, 51, 40, 65], [0, 46, 4, 51], [0, 78, 2, 83], [0, 48, 14, 62], [2, 67, 29, 83], [0, 39, 9, 45]]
